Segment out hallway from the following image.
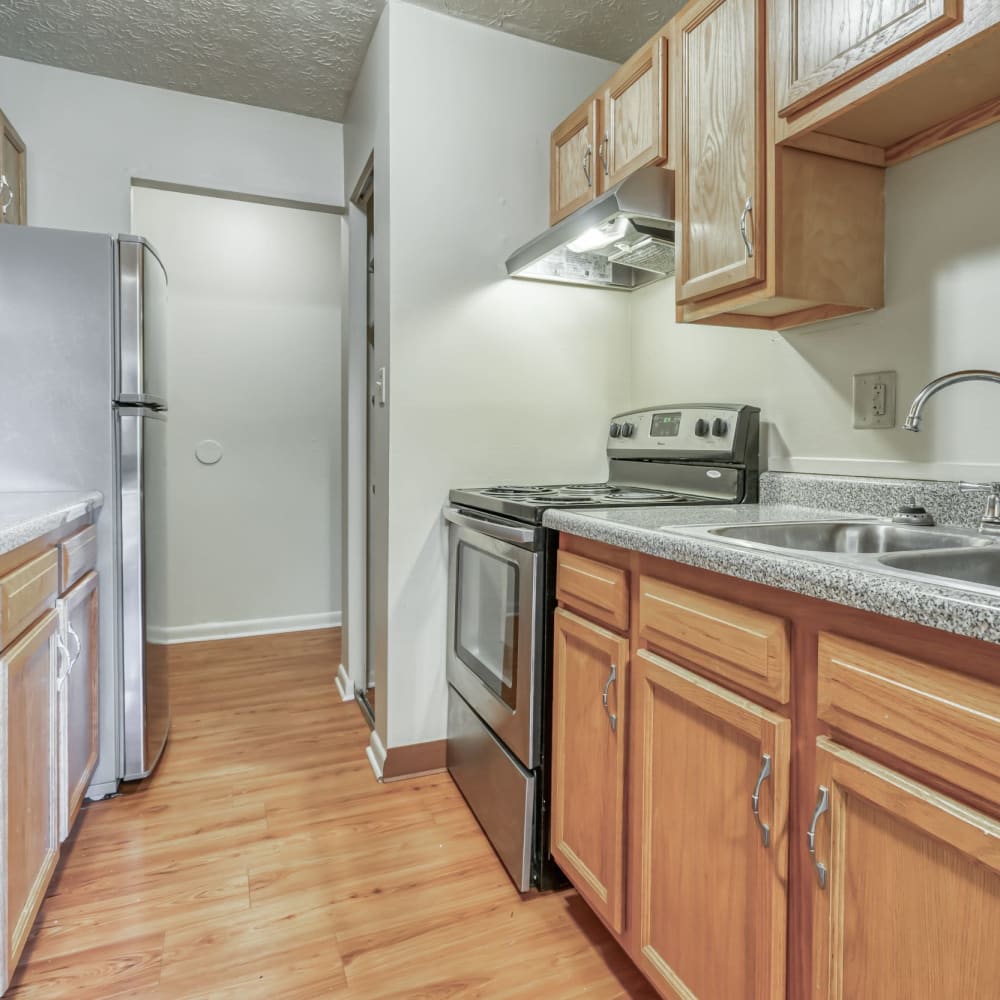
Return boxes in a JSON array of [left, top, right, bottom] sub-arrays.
[[10, 630, 652, 998]]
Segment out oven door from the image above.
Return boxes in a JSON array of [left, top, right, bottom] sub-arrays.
[[444, 506, 543, 770]]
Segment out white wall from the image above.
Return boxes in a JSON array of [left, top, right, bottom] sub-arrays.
[[132, 187, 342, 640], [630, 122, 1000, 482], [382, 2, 628, 748], [0, 55, 344, 233]]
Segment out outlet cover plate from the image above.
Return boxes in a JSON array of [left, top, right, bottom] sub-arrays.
[[853, 370, 897, 429]]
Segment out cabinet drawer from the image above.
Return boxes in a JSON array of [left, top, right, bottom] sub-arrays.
[[60, 524, 98, 592], [556, 551, 629, 632], [818, 633, 1000, 805], [638, 575, 790, 703], [0, 548, 59, 651]]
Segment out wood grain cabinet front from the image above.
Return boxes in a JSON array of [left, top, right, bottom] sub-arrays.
[[674, 0, 886, 330], [57, 572, 100, 842], [550, 97, 600, 225], [0, 109, 26, 226], [601, 36, 669, 189], [777, 0, 962, 120], [675, 0, 765, 304], [549, 34, 669, 226], [632, 650, 790, 1000], [809, 738, 1000, 999], [550, 608, 628, 934], [1, 610, 60, 993]]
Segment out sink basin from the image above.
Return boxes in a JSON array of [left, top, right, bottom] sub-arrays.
[[880, 548, 1000, 590], [708, 521, 992, 554]]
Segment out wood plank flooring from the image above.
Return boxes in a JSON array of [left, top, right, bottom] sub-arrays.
[[10, 630, 654, 999]]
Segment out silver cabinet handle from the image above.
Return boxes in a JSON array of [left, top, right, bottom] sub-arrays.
[[807, 785, 831, 889], [601, 662, 618, 733], [750, 753, 772, 848], [740, 195, 754, 258], [0, 174, 12, 216], [67, 622, 82, 667], [583, 144, 593, 188], [55, 634, 72, 678], [599, 133, 610, 176]]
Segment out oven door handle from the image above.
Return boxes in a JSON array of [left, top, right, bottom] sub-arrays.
[[444, 507, 541, 548]]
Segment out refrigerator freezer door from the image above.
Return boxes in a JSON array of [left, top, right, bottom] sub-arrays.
[[117, 406, 170, 779], [116, 236, 168, 408]]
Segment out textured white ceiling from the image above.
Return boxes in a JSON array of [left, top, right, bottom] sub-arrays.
[[0, 0, 684, 122]]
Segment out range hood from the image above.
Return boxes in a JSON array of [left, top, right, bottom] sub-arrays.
[[505, 166, 676, 291]]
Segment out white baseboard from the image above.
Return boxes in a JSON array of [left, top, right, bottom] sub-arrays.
[[334, 663, 355, 701], [149, 611, 342, 645], [365, 729, 387, 782]]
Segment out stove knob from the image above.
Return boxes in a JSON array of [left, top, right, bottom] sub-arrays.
[[694, 419, 710, 437], [712, 417, 728, 437], [609, 422, 622, 438], [620, 421, 636, 438]]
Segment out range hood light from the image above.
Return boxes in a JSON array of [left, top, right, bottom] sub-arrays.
[[567, 217, 630, 254]]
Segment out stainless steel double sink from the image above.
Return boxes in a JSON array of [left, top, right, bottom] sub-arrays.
[[697, 520, 1000, 592]]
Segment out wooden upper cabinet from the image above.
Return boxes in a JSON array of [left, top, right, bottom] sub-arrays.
[[676, 0, 765, 304], [0, 109, 26, 226], [601, 36, 668, 188], [550, 98, 600, 225], [551, 609, 628, 934], [633, 650, 789, 1000], [777, 0, 961, 120], [810, 739, 1000, 999]]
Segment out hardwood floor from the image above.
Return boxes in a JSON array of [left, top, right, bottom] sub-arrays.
[[10, 629, 654, 999]]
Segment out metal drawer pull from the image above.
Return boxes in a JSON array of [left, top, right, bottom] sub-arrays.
[[808, 785, 831, 889], [740, 195, 754, 258], [750, 753, 772, 848], [599, 134, 610, 176], [67, 622, 82, 667], [601, 662, 618, 733], [583, 144, 593, 187], [0, 174, 12, 215]]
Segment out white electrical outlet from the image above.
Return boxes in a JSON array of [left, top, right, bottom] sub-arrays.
[[853, 371, 897, 429]]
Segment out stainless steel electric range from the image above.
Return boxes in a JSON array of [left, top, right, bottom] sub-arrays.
[[443, 403, 761, 891]]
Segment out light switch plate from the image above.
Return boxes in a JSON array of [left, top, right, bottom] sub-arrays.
[[853, 371, 897, 429]]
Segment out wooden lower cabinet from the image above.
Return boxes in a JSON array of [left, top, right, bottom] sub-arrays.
[[632, 650, 790, 1000], [555, 536, 1000, 997], [551, 608, 628, 933], [810, 738, 1000, 999], [58, 572, 100, 841], [1, 610, 60, 991]]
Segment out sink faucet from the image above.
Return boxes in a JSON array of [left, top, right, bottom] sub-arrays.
[[902, 369, 1000, 431], [903, 369, 1000, 535]]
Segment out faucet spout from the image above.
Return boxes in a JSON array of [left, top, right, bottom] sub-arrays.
[[903, 369, 1000, 432]]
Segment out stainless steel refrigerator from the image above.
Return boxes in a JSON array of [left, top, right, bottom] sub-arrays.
[[0, 225, 171, 791]]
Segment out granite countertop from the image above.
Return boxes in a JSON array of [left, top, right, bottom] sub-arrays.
[[0, 492, 104, 558], [544, 493, 1000, 646]]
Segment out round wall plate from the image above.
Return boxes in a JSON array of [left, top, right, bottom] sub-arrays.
[[195, 439, 224, 465]]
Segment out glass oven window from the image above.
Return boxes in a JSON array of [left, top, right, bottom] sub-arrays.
[[455, 540, 519, 708]]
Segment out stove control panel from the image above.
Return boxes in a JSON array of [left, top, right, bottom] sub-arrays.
[[607, 404, 759, 462]]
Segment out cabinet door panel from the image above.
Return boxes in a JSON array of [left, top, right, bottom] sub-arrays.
[[550, 99, 599, 225], [811, 739, 1000, 1000], [603, 37, 668, 188], [676, 0, 765, 303], [59, 572, 100, 840], [634, 650, 788, 1000], [551, 609, 628, 933], [779, 0, 960, 119], [2, 610, 60, 987], [0, 113, 26, 226]]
